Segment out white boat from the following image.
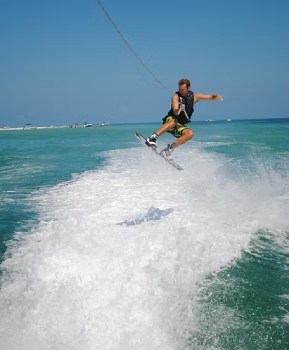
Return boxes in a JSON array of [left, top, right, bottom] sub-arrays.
[[83, 122, 93, 127], [98, 122, 109, 127]]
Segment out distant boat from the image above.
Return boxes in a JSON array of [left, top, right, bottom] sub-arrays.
[[226, 119, 232, 122], [83, 122, 93, 127], [23, 123, 36, 130], [98, 122, 109, 127]]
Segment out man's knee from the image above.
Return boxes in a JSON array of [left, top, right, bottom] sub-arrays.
[[183, 128, 194, 139], [168, 119, 177, 127], [165, 119, 177, 131]]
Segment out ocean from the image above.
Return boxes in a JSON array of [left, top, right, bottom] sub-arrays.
[[0, 119, 288, 350]]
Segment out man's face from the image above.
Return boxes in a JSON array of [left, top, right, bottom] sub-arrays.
[[179, 84, 190, 96]]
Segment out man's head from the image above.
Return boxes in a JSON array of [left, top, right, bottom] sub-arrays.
[[178, 78, 190, 96]]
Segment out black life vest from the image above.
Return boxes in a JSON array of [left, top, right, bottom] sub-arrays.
[[168, 91, 195, 124]]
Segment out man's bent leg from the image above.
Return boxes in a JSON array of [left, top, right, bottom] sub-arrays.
[[155, 119, 176, 136], [146, 119, 177, 148], [160, 128, 194, 158], [172, 128, 194, 148]]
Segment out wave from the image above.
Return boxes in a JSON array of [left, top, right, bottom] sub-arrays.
[[0, 146, 288, 349]]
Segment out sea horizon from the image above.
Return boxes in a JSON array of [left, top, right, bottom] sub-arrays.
[[1, 116, 289, 131]]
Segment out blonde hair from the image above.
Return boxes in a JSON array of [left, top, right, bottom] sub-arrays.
[[178, 78, 191, 87]]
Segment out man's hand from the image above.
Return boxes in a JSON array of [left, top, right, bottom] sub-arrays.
[[179, 104, 186, 112], [178, 104, 189, 121], [212, 95, 223, 101]]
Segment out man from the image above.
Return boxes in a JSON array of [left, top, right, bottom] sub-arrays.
[[146, 78, 223, 158]]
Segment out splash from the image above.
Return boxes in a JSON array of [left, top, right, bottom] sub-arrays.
[[0, 146, 288, 349], [118, 206, 174, 226]]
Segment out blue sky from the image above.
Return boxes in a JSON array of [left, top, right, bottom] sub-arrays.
[[0, 0, 288, 126]]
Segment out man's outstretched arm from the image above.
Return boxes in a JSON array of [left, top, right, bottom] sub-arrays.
[[194, 93, 223, 103]]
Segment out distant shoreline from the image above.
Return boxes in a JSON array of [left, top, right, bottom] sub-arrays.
[[0, 122, 112, 131], [1, 118, 288, 131], [0, 125, 69, 131]]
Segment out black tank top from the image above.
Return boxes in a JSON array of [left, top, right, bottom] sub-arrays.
[[168, 91, 195, 124]]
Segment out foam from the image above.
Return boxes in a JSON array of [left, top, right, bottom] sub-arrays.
[[0, 146, 288, 349]]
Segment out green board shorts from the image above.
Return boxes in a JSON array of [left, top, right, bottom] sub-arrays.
[[162, 115, 190, 138]]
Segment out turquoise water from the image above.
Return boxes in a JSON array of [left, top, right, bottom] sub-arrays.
[[0, 119, 288, 349]]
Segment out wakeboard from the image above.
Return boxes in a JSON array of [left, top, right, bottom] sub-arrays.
[[135, 131, 183, 171]]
